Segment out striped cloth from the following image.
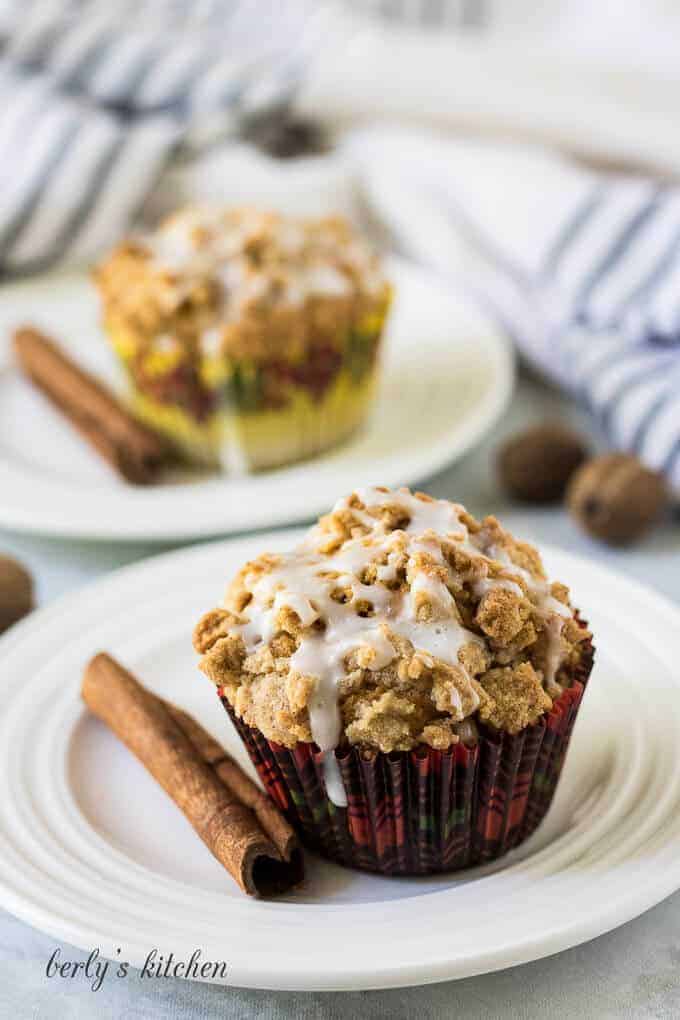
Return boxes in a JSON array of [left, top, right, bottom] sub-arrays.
[[345, 0, 486, 27], [0, 0, 316, 274], [345, 127, 680, 490]]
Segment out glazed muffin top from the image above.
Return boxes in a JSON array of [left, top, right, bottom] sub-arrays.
[[95, 206, 390, 365], [194, 488, 591, 755]]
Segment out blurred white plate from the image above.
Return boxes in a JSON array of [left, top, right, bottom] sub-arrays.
[[1, 532, 680, 990], [0, 258, 513, 541]]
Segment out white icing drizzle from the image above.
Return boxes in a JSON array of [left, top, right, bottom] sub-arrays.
[[449, 685, 463, 714], [232, 488, 575, 804], [472, 576, 523, 599], [199, 326, 223, 357], [293, 623, 396, 752], [322, 755, 348, 809], [142, 207, 385, 346], [489, 545, 570, 616], [391, 610, 481, 684], [150, 209, 208, 268], [489, 545, 571, 684], [355, 487, 468, 540], [455, 718, 478, 745], [295, 264, 351, 299], [152, 333, 178, 353], [543, 615, 567, 695]]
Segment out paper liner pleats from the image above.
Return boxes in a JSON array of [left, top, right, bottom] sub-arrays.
[[221, 632, 594, 876]]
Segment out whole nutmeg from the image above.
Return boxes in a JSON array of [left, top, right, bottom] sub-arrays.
[[242, 115, 329, 159], [0, 554, 34, 634], [567, 453, 667, 545], [497, 423, 589, 503]]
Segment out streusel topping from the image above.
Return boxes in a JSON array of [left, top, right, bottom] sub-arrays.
[[194, 488, 590, 777], [96, 207, 389, 364]]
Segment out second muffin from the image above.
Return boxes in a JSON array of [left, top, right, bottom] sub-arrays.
[[95, 208, 391, 472]]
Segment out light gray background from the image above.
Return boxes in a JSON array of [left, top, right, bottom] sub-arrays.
[[2, 373, 679, 1019]]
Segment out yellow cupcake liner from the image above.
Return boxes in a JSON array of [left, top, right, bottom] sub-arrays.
[[104, 296, 389, 472], [129, 366, 379, 472]]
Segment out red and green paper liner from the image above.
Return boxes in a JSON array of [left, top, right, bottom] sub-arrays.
[[220, 630, 594, 876]]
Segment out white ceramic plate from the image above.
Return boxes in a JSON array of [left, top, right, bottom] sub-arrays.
[[1, 531, 680, 991], [0, 258, 513, 541]]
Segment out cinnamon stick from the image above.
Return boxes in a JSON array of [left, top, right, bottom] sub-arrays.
[[82, 653, 303, 897], [13, 326, 166, 484], [163, 700, 299, 865]]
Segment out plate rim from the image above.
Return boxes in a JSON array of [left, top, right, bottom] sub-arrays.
[[1, 532, 680, 989], [0, 258, 514, 541]]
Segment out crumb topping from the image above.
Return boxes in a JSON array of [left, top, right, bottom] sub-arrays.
[[95, 206, 390, 365], [194, 488, 590, 754]]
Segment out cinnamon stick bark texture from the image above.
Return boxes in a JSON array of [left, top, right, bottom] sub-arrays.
[[13, 327, 166, 484], [82, 653, 303, 897], [163, 701, 299, 865]]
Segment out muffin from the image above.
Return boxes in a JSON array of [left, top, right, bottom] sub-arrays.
[[193, 487, 594, 874], [95, 207, 391, 471]]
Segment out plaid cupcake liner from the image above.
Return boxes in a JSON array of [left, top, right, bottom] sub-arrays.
[[221, 627, 594, 876]]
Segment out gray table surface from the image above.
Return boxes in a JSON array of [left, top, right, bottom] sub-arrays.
[[2, 373, 680, 1020]]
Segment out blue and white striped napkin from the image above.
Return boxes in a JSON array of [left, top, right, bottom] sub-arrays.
[[343, 127, 680, 491], [345, 0, 486, 27], [0, 0, 317, 274], [3, 1, 680, 490]]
